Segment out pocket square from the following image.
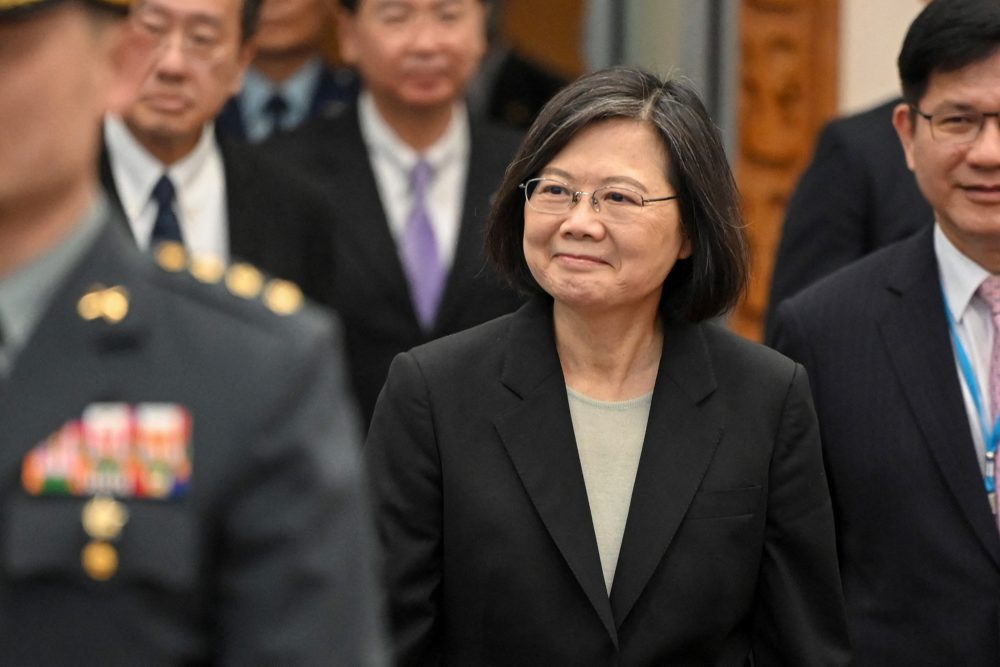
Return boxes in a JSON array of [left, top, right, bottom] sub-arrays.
[[22, 403, 192, 499]]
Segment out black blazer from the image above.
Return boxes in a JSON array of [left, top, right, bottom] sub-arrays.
[[99, 134, 336, 308], [770, 227, 1000, 665], [268, 103, 525, 423], [765, 98, 933, 340], [366, 298, 850, 665], [0, 218, 383, 664]]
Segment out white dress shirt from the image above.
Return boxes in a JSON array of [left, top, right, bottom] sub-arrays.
[[357, 91, 469, 271], [103, 115, 230, 260], [937, 223, 993, 475]]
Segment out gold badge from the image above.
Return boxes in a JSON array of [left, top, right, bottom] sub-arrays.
[[81, 540, 118, 581], [82, 495, 129, 541], [225, 263, 263, 299], [77, 285, 129, 324], [101, 286, 130, 323], [263, 279, 304, 316], [189, 254, 225, 284], [77, 285, 106, 321], [155, 242, 188, 273]]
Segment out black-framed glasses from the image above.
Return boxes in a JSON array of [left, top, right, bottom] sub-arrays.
[[911, 105, 1000, 144], [519, 177, 678, 223]]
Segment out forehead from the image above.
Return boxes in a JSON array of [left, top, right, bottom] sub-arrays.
[[136, 0, 243, 26], [360, 0, 479, 12], [923, 49, 1000, 109]]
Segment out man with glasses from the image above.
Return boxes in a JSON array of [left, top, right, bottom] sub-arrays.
[[771, 1, 1000, 663], [101, 0, 336, 306], [0, 0, 386, 663], [268, 0, 524, 425]]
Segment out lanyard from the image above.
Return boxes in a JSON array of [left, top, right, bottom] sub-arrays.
[[943, 293, 998, 514]]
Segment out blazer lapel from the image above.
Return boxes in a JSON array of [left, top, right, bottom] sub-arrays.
[[98, 142, 138, 244], [0, 222, 149, 493], [492, 299, 618, 646], [433, 117, 503, 334], [329, 109, 419, 326], [610, 320, 722, 627], [877, 230, 1000, 568]]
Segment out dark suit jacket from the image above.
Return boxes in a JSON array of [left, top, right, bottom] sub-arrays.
[[215, 63, 361, 140], [770, 227, 1000, 665], [0, 216, 384, 664], [267, 103, 525, 423], [765, 98, 933, 340], [100, 134, 336, 309], [366, 297, 850, 666]]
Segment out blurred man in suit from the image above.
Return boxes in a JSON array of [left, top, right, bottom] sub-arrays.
[[270, 0, 524, 423], [102, 0, 335, 305], [771, 1, 1000, 663], [215, 0, 360, 142], [0, 0, 385, 662]]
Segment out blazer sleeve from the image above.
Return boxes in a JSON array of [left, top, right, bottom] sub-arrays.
[[751, 363, 851, 666], [216, 319, 387, 666], [365, 351, 444, 667], [764, 121, 870, 340]]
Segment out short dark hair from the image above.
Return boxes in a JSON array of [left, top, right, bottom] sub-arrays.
[[899, 0, 1000, 106], [485, 67, 748, 323], [240, 0, 262, 42]]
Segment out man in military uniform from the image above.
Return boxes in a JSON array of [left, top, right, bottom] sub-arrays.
[[0, 1, 386, 663]]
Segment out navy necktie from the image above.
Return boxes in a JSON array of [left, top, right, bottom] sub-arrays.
[[150, 175, 184, 245], [264, 94, 290, 137]]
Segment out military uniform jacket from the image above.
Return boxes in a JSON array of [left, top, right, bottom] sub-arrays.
[[0, 218, 384, 665]]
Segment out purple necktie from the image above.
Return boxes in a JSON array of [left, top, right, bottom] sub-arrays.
[[977, 275, 1000, 529], [401, 159, 445, 329]]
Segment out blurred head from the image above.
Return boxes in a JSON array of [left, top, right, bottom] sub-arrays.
[[893, 0, 1000, 270], [0, 0, 132, 223], [123, 0, 261, 164], [256, 0, 329, 59], [336, 0, 487, 115], [487, 67, 748, 323]]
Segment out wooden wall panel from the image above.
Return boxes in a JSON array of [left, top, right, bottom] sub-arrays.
[[730, 0, 839, 341]]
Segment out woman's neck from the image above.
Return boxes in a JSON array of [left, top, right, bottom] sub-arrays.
[[554, 301, 663, 402]]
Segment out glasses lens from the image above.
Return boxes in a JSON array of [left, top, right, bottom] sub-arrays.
[[931, 111, 982, 143], [526, 179, 573, 214]]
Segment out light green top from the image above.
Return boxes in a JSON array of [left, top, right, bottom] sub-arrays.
[[567, 386, 653, 594]]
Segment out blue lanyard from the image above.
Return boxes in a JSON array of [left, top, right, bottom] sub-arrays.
[[943, 292, 998, 514]]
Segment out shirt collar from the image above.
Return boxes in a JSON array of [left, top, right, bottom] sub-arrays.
[[242, 59, 324, 123], [936, 222, 991, 324], [0, 194, 106, 365], [357, 90, 469, 177], [104, 115, 217, 211]]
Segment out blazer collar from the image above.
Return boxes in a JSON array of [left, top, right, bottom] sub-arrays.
[[494, 298, 722, 640], [877, 226, 1000, 567]]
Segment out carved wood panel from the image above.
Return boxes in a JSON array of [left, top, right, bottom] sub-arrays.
[[730, 0, 839, 341]]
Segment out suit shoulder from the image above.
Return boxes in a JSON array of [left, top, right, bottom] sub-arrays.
[[701, 322, 798, 379], [407, 311, 515, 371], [143, 244, 334, 345]]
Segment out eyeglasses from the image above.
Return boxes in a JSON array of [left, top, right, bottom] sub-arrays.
[[519, 177, 678, 223], [130, 9, 230, 64], [911, 105, 1000, 144]]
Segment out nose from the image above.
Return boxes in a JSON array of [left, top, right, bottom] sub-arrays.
[[560, 193, 606, 239], [967, 114, 1000, 167], [151, 30, 189, 76], [408, 13, 444, 51]]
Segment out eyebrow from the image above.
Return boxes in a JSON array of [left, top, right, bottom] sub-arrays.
[[137, 2, 226, 30], [539, 167, 653, 193]]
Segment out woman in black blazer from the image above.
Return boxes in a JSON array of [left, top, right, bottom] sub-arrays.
[[366, 67, 850, 666]]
